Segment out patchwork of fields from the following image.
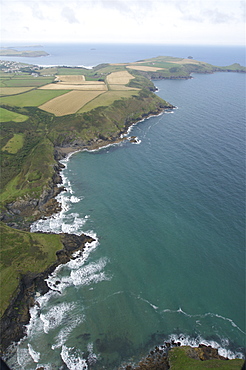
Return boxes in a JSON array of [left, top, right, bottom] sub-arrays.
[[1, 54, 210, 118], [39, 90, 105, 116], [0, 70, 141, 117], [2, 56, 203, 118]]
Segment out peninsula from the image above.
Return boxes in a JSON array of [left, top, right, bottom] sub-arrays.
[[0, 55, 245, 365], [0, 48, 49, 57]]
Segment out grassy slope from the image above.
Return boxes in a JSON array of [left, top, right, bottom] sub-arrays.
[[169, 347, 244, 369], [0, 221, 63, 316], [0, 107, 28, 122]]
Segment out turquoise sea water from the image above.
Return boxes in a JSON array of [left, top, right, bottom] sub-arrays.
[[5, 47, 246, 369]]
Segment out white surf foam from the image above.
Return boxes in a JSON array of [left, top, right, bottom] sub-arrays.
[[70, 195, 81, 203], [40, 302, 75, 334], [162, 307, 246, 335], [161, 307, 245, 359], [87, 342, 99, 365], [164, 333, 244, 359], [52, 317, 84, 350], [46, 255, 110, 296], [30, 152, 88, 236], [16, 346, 33, 368], [61, 345, 88, 370], [27, 344, 40, 363], [136, 295, 159, 310]]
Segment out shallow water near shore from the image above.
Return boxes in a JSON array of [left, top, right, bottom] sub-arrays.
[[5, 56, 246, 368]]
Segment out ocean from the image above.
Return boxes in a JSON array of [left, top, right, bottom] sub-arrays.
[[4, 44, 246, 369]]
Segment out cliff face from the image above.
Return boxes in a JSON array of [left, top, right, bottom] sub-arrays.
[[1, 162, 65, 230]]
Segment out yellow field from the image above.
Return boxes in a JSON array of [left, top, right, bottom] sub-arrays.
[[55, 75, 85, 83], [170, 58, 201, 64], [109, 85, 139, 91], [78, 90, 138, 114], [106, 71, 134, 85], [39, 83, 107, 91], [39, 90, 105, 116], [0, 87, 34, 95], [126, 65, 164, 72]]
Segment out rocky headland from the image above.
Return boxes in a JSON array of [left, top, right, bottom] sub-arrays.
[[0, 233, 95, 355]]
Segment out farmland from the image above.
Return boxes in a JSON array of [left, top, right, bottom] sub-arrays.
[[0, 77, 53, 87], [0, 89, 69, 107], [39, 71, 138, 115], [39, 82, 107, 90], [0, 87, 34, 95], [0, 107, 28, 122], [106, 70, 134, 84], [39, 90, 105, 116], [126, 65, 164, 72], [78, 90, 138, 113]]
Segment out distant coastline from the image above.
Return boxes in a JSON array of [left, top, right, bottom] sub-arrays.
[[0, 48, 49, 57]]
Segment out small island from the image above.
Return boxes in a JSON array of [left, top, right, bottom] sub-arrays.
[[0, 55, 245, 364]]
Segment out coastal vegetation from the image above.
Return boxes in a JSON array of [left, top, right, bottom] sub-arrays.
[[0, 221, 63, 316], [127, 344, 244, 369], [0, 55, 245, 360]]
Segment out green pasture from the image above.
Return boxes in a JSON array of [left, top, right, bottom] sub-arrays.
[[0, 222, 63, 316], [0, 107, 28, 123], [2, 77, 53, 87], [94, 65, 126, 75], [57, 67, 87, 75], [0, 89, 69, 107], [39, 67, 58, 76], [78, 90, 138, 113], [2, 134, 24, 154], [169, 347, 244, 369]]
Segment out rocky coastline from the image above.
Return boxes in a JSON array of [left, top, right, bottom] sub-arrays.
[[0, 105, 172, 358], [0, 97, 244, 369], [0, 233, 95, 356], [123, 342, 245, 369]]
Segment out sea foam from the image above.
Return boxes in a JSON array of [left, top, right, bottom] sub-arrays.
[[61, 345, 88, 370]]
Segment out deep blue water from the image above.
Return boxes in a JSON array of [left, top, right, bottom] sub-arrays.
[[1, 43, 245, 67], [4, 46, 246, 369]]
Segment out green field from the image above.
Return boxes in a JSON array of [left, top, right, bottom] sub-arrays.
[[78, 90, 139, 113], [0, 107, 28, 122], [0, 89, 69, 107], [1, 77, 53, 87], [2, 134, 24, 153], [57, 67, 88, 75], [39, 67, 58, 76]]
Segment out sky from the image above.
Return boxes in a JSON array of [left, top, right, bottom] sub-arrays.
[[1, 0, 245, 45]]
